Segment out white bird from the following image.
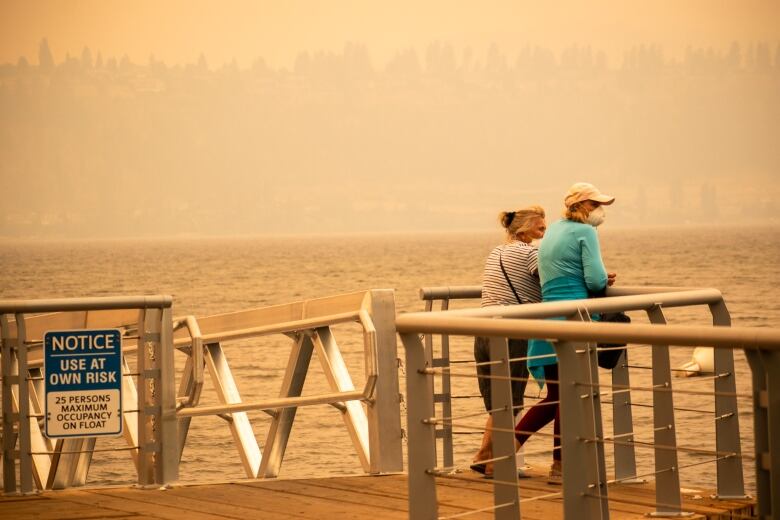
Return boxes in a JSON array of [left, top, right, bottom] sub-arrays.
[[677, 347, 714, 377]]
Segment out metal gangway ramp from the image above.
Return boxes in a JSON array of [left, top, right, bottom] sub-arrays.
[[0, 289, 403, 493]]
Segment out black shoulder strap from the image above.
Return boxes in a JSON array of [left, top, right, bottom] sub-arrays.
[[499, 250, 523, 304]]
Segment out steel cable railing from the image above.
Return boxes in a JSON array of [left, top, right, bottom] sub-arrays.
[[405, 286, 779, 520]]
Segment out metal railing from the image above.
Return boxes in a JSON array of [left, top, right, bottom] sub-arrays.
[[0, 289, 403, 493], [170, 288, 402, 479], [1, 296, 176, 494], [401, 286, 780, 519]]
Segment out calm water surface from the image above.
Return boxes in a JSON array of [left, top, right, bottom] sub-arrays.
[[1, 225, 778, 492]]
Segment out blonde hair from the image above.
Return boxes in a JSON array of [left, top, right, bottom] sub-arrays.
[[499, 205, 545, 241], [564, 201, 589, 223]]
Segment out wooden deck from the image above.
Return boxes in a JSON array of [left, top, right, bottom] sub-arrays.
[[0, 472, 755, 519]]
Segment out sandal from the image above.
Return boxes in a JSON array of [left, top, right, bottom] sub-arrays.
[[470, 463, 488, 475], [473, 463, 531, 480]]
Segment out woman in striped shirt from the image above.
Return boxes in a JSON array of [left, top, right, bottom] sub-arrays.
[[470, 205, 546, 478]]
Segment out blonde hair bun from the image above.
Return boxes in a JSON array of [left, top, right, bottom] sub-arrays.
[[499, 205, 545, 240]]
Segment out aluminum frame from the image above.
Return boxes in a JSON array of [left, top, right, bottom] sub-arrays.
[[0, 289, 403, 492], [404, 287, 780, 519], [1, 296, 174, 494], [418, 285, 747, 499]]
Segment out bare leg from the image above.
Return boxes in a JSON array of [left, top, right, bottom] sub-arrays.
[[473, 415, 494, 474], [473, 415, 524, 476]]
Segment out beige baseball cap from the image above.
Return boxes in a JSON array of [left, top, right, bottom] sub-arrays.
[[564, 182, 615, 209]]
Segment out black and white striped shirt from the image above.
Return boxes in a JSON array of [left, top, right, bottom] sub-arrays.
[[481, 242, 541, 306]]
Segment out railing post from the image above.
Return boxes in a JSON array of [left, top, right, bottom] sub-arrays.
[[707, 300, 746, 498], [422, 302, 439, 467], [366, 289, 403, 474], [438, 299, 454, 470], [157, 307, 178, 485], [555, 331, 609, 519], [400, 331, 439, 520], [136, 309, 152, 486], [744, 348, 780, 519], [646, 305, 690, 517], [121, 356, 140, 472], [423, 297, 454, 470], [487, 337, 520, 520], [610, 349, 641, 482], [1, 314, 18, 494], [14, 314, 33, 494], [137, 306, 178, 487]]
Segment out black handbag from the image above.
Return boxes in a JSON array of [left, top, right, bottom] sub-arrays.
[[596, 311, 630, 369]]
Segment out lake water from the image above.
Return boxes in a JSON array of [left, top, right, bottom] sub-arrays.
[[1, 225, 778, 492]]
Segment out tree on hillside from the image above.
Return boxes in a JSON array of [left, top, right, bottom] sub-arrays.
[[727, 42, 741, 69], [39, 38, 54, 70], [775, 43, 780, 69], [197, 53, 208, 71], [81, 46, 93, 68]]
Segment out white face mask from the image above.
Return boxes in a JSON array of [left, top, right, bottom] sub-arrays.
[[586, 205, 606, 227]]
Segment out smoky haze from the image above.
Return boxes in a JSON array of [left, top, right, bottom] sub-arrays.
[[1, 3, 779, 238]]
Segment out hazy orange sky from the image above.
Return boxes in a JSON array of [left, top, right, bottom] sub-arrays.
[[2, 0, 779, 68]]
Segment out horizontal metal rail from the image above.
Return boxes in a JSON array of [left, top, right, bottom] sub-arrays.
[[417, 289, 725, 319], [0, 295, 172, 313], [397, 313, 780, 350], [419, 285, 482, 301], [418, 285, 703, 302], [173, 310, 363, 347], [175, 307, 380, 418], [176, 390, 367, 418]]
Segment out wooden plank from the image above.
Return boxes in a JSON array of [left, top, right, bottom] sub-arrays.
[[235, 480, 413, 519], [313, 475, 549, 519], [432, 474, 687, 519], [0, 495, 49, 504], [189, 480, 408, 520], [92, 487, 296, 520], [0, 498, 131, 519], [325, 473, 690, 520], [607, 483, 753, 517], [170, 483, 313, 519], [0, 475, 754, 520], [293, 474, 412, 499], [51, 489, 224, 520], [244, 478, 410, 512], [432, 480, 563, 520]]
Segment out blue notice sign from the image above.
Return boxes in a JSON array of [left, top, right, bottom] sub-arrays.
[[44, 329, 123, 438]]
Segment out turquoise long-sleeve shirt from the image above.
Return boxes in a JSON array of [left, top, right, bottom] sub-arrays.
[[538, 219, 607, 291], [527, 219, 608, 383]]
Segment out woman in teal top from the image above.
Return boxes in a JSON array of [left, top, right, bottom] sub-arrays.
[[514, 182, 616, 483]]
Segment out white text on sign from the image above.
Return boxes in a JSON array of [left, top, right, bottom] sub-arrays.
[[51, 333, 117, 351]]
